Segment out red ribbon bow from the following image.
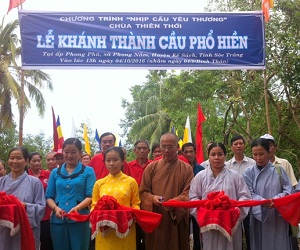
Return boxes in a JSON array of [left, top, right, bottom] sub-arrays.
[[205, 191, 232, 210], [94, 195, 121, 210]]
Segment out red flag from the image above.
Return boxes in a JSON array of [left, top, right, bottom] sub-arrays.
[[196, 103, 206, 163], [52, 107, 59, 152], [7, 0, 26, 14], [262, 0, 270, 22]]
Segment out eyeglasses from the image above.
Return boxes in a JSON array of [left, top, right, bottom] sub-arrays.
[[160, 145, 177, 150]]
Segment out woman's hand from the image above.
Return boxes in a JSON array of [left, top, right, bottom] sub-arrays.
[[53, 206, 65, 219], [69, 205, 81, 213], [268, 200, 274, 208], [262, 199, 274, 208]]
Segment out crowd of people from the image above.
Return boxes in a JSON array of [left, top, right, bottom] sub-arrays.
[[0, 131, 299, 250]]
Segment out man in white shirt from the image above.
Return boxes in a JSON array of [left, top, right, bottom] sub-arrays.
[[226, 135, 255, 175], [226, 135, 254, 250]]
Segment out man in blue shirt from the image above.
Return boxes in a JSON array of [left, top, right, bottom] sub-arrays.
[[182, 142, 204, 175]]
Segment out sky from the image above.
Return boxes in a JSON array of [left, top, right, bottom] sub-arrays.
[[1, 0, 207, 142]]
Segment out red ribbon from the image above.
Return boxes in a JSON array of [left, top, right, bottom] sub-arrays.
[[163, 191, 300, 226], [64, 195, 162, 237]]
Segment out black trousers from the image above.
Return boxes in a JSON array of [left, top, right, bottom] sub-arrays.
[[40, 220, 53, 250], [243, 214, 251, 250], [191, 216, 201, 250], [136, 223, 145, 250]]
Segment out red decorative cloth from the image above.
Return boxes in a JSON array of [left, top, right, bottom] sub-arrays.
[[90, 208, 135, 238], [198, 207, 240, 241], [0, 192, 35, 250], [65, 195, 162, 239], [94, 195, 121, 210], [205, 191, 232, 210], [163, 191, 300, 239], [0, 204, 20, 235], [197, 191, 240, 240]]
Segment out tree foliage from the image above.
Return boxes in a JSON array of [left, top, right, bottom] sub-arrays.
[[121, 0, 300, 176], [0, 125, 18, 162], [0, 17, 53, 132], [0, 126, 52, 169]]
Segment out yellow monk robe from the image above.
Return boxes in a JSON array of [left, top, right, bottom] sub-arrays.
[[91, 172, 140, 250]]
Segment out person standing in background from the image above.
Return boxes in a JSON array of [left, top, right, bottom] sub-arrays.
[[0, 159, 6, 177], [90, 132, 116, 180], [54, 149, 64, 167], [124, 139, 152, 250], [199, 141, 214, 169], [182, 142, 205, 176], [124, 139, 152, 186], [182, 142, 204, 250], [226, 135, 255, 250], [82, 153, 91, 166], [28, 152, 53, 250], [46, 152, 57, 172], [151, 143, 162, 159]]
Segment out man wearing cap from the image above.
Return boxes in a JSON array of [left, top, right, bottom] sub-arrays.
[[260, 134, 297, 187], [54, 149, 64, 167], [260, 133, 299, 250], [89, 132, 116, 180]]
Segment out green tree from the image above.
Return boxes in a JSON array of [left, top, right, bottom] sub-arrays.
[[205, 0, 300, 173], [0, 17, 53, 144], [23, 133, 52, 155], [23, 133, 52, 168], [0, 124, 18, 162], [119, 1, 300, 172], [121, 71, 172, 146], [207, 0, 300, 170]]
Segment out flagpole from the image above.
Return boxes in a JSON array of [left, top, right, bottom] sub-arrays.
[[18, 70, 25, 146], [18, 0, 24, 146], [263, 14, 272, 134], [263, 69, 272, 134]]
